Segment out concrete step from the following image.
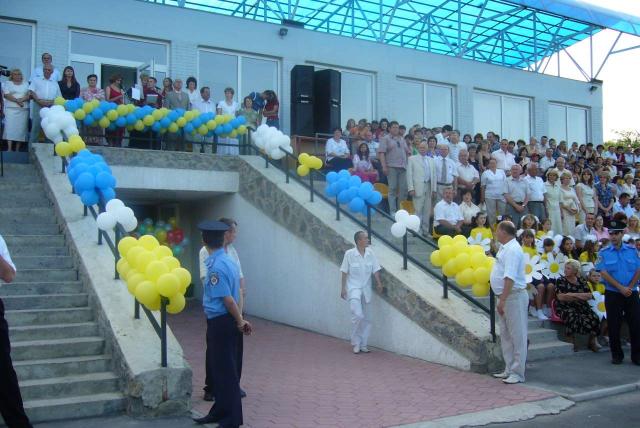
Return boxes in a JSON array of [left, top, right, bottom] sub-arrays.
[[0, 281, 83, 296], [0, 182, 43, 191], [14, 268, 77, 282], [8, 245, 69, 257], [3, 235, 65, 247], [528, 318, 555, 330], [0, 207, 57, 224], [20, 372, 120, 401], [20, 392, 126, 425], [527, 340, 575, 361], [0, 191, 50, 207], [10, 292, 88, 310], [12, 256, 74, 270], [0, 164, 39, 179], [10, 322, 98, 342], [5, 307, 93, 326], [12, 337, 105, 361], [0, 222, 61, 236], [528, 327, 560, 345], [14, 355, 112, 381]]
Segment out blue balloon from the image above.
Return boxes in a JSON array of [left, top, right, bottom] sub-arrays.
[[100, 104, 111, 114], [91, 108, 104, 120], [358, 182, 374, 200], [191, 118, 202, 128], [229, 118, 239, 128], [107, 123, 117, 131], [214, 126, 223, 135], [99, 101, 109, 110], [338, 169, 351, 180], [325, 183, 339, 197], [108, 102, 117, 110], [83, 115, 94, 126], [115, 117, 126, 127], [236, 115, 246, 125], [349, 197, 365, 213], [95, 171, 116, 189], [337, 189, 352, 205], [326, 171, 339, 183], [151, 122, 161, 132], [100, 187, 116, 202], [160, 117, 171, 127], [88, 164, 103, 176], [336, 178, 349, 193], [222, 124, 232, 134], [74, 172, 95, 193], [175, 108, 185, 116], [80, 190, 99, 206], [77, 149, 92, 157], [65, 100, 75, 112], [168, 111, 179, 121], [184, 123, 194, 134], [348, 175, 362, 188], [126, 114, 137, 125], [347, 187, 359, 200], [135, 108, 146, 119], [367, 191, 383, 205]]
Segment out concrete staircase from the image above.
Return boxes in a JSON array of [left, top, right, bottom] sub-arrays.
[[0, 162, 125, 424], [369, 213, 574, 361]]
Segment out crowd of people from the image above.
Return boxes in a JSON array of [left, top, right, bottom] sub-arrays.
[[0, 52, 280, 153]]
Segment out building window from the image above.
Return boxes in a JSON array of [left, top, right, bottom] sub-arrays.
[[395, 78, 454, 129], [0, 19, 34, 81], [549, 103, 589, 145], [198, 49, 279, 106], [474, 91, 531, 141]]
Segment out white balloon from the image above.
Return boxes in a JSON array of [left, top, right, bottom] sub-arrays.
[[256, 124, 269, 135], [51, 134, 64, 143], [253, 133, 265, 149], [63, 126, 79, 137], [390, 222, 407, 238], [122, 215, 138, 232], [39, 107, 51, 118], [406, 215, 421, 232], [114, 206, 134, 224], [44, 124, 59, 139], [394, 209, 410, 224], [281, 144, 293, 154], [271, 149, 285, 160], [278, 135, 291, 148], [265, 137, 280, 153], [50, 105, 65, 114], [62, 114, 76, 128], [96, 212, 117, 231], [105, 198, 125, 213]]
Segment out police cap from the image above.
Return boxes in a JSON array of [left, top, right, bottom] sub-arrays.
[[197, 220, 230, 232], [608, 220, 626, 233]]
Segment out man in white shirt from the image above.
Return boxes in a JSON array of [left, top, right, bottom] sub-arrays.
[[0, 234, 33, 427], [491, 139, 516, 173], [539, 148, 556, 173], [28, 64, 61, 145], [574, 213, 596, 250], [536, 136, 549, 154], [504, 165, 529, 228], [407, 141, 437, 236], [456, 149, 479, 202], [524, 163, 546, 222], [435, 124, 452, 146], [434, 144, 458, 203], [29, 52, 61, 82], [447, 131, 467, 164], [192, 87, 214, 153], [490, 221, 528, 384], [433, 187, 464, 237], [340, 231, 383, 354], [602, 145, 618, 162], [554, 157, 574, 186], [613, 193, 635, 218]]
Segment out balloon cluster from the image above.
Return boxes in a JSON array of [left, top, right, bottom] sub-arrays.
[[55, 97, 249, 138], [116, 235, 192, 314], [296, 153, 323, 177], [66, 150, 124, 211], [429, 235, 495, 297], [135, 217, 189, 257], [252, 124, 294, 160], [390, 209, 421, 238], [96, 198, 139, 233], [40, 105, 81, 144], [325, 169, 383, 215]]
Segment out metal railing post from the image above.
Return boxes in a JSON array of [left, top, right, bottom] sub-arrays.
[[160, 298, 168, 367], [443, 276, 449, 299], [61, 157, 66, 174], [309, 170, 314, 202], [402, 233, 408, 270], [284, 155, 289, 183], [265, 153, 269, 168], [489, 289, 496, 342], [366, 204, 372, 242], [335, 196, 340, 220], [83, 205, 88, 217], [114, 226, 121, 280], [97, 204, 103, 246], [134, 299, 140, 319]]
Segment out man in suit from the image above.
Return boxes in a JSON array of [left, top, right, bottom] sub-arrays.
[[164, 79, 190, 151], [407, 141, 437, 236]]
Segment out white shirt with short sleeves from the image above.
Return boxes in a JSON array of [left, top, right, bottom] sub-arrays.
[[434, 200, 464, 226], [217, 99, 239, 115], [340, 247, 381, 303], [457, 163, 479, 184], [326, 138, 349, 161], [29, 76, 61, 101], [481, 169, 507, 200], [491, 149, 516, 171], [524, 175, 546, 202], [490, 238, 527, 295], [0, 234, 16, 288]]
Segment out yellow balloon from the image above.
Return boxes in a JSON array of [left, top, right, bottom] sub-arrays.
[[452, 242, 468, 254], [116, 258, 131, 279], [455, 253, 471, 271], [152, 109, 163, 120], [118, 236, 139, 257], [184, 111, 195, 121], [172, 267, 192, 292], [311, 157, 323, 170], [206, 119, 216, 130], [229, 129, 238, 138], [146, 295, 161, 311], [298, 153, 310, 165], [430, 250, 443, 267], [153, 245, 173, 260], [237, 125, 247, 135], [485, 257, 496, 270], [191, 109, 201, 117], [55, 142, 72, 157], [159, 107, 169, 116], [116, 104, 128, 116], [106, 109, 118, 121], [142, 115, 155, 126], [468, 245, 485, 254], [125, 246, 145, 266], [470, 253, 487, 269], [473, 267, 490, 284], [472, 282, 490, 297], [54, 96, 66, 106], [442, 259, 458, 277], [135, 281, 158, 307], [69, 137, 86, 153], [438, 235, 453, 249], [156, 273, 180, 297], [73, 109, 86, 120], [176, 117, 187, 127], [167, 293, 186, 314], [453, 235, 467, 245], [146, 260, 169, 282], [134, 120, 145, 131], [134, 250, 154, 272], [168, 123, 179, 133], [456, 268, 475, 287], [440, 245, 455, 263], [198, 125, 208, 135], [83, 102, 94, 113], [297, 165, 310, 176], [98, 117, 110, 128], [139, 235, 160, 251], [163, 256, 180, 271], [126, 273, 145, 295]]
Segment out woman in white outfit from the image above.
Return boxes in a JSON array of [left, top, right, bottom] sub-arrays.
[[559, 171, 580, 236], [575, 169, 597, 224], [340, 231, 383, 354], [544, 169, 562, 238], [2, 69, 30, 151], [480, 158, 507, 227], [216, 87, 240, 156]]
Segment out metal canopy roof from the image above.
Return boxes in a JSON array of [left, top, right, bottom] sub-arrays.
[[142, 0, 638, 72]]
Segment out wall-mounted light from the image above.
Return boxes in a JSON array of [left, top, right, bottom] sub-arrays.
[[279, 28, 288, 38], [589, 85, 598, 93]]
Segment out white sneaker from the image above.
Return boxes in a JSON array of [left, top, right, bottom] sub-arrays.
[[537, 309, 549, 321], [492, 370, 509, 379], [502, 375, 524, 384], [353, 345, 360, 354], [542, 306, 551, 317], [360, 346, 370, 353], [529, 306, 537, 317]]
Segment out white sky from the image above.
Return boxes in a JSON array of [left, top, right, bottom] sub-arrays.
[[542, 1, 640, 141]]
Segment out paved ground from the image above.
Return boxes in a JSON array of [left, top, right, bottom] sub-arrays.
[[168, 300, 553, 428]]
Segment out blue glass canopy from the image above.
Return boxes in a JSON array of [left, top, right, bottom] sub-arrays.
[[141, 0, 638, 70]]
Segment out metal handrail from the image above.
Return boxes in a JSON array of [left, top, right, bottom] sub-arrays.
[[247, 143, 496, 341], [61, 156, 169, 367]]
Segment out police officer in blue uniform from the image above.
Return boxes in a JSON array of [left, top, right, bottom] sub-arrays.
[[595, 220, 640, 365], [193, 221, 252, 427]]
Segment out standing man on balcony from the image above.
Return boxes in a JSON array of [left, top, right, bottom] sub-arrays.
[[378, 121, 411, 214]]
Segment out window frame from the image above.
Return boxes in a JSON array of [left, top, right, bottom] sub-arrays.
[[548, 102, 590, 145], [396, 77, 456, 129], [0, 18, 36, 78], [474, 89, 532, 141]]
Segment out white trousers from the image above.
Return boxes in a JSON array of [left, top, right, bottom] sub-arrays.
[[217, 137, 239, 155], [413, 182, 434, 235], [350, 295, 371, 348], [497, 289, 529, 381]]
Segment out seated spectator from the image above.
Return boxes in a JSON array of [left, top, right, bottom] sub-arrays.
[[625, 215, 640, 240], [613, 193, 634, 218], [593, 214, 610, 243], [536, 218, 554, 239], [539, 148, 556, 172], [537, 238, 558, 318], [325, 127, 352, 172], [555, 260, 601, 352], [343, 119, 356, 139], [579, 238, 598, 263], [620, 174, 637, 199], [634, 198, 640, 218], [350, 143, 377, 183], [459, 190, 480, 236], [434, 188, 463, 237], [574, 213, 596, 250], [519, 214, 539, 237]]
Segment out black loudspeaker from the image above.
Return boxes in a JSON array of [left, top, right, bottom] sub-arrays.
[[290, 65, 315, 136], [314, 69, 341, 134]]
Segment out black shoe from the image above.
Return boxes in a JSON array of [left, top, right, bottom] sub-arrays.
[[240, 388, 247, 398], [612, 358, 624, 365], [203, 391, 214, 402], [193, 414, 219, 425]]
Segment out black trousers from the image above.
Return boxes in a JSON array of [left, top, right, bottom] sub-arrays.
[[204, 321, 243, 394], [204, 314, 242, 427], [0, 298, 32, 428], [435, 224, 458, 237], [605, 290, 640, 362]]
